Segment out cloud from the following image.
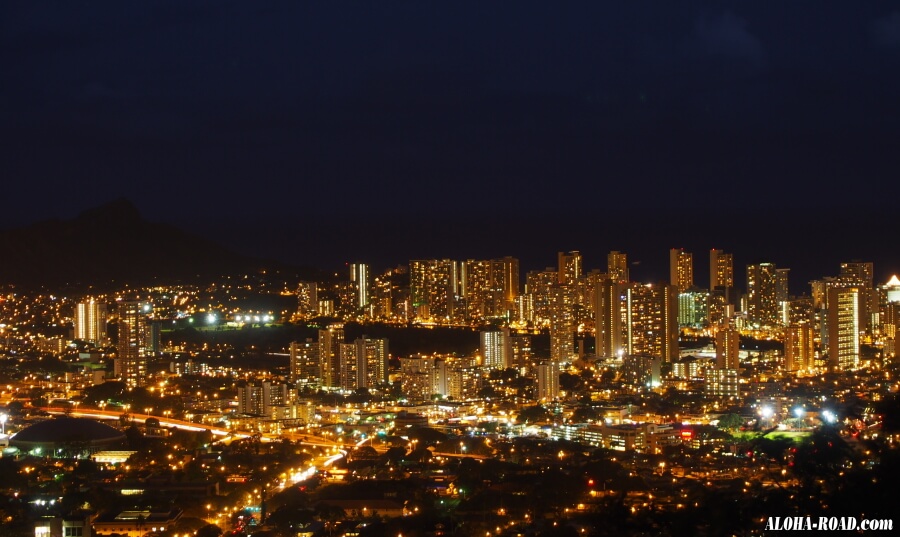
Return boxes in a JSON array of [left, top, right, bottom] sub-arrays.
[[871, 11, 900, 48], [694, 11, 765, 67]]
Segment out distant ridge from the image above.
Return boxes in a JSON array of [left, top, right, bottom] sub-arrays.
[[0, 198, 322, 291]]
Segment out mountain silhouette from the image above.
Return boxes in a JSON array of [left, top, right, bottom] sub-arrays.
[[0, 198, 319, 291]]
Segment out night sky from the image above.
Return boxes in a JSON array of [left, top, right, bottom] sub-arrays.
[[3, 2, 900, 289]]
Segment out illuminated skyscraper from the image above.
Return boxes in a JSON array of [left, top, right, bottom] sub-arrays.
[[508, 334, 533, 374], [462, 257, 519, 321], [607, 251, 629, 283], [827, 287, 861, 370], [409, 259, 459, 322], [115, 300, 152, 387], [525, 268, 559, 324], [709, 249, 734, 291], [318, 323, 345, 389], [838, 261, 875, 334], [479, 329, 510, 370], [678, 290, 709, 329], [290, 338, 319, 387], [594, 280, 626, 359], [549, 285, 575, 362], [238, 382, 293, 415], [515, 294, 534, 324], [536, 360, 560, 401], [747, 263, 784, 327], [621, 355, 661, 387], [339, 336, 389, 391], [557, 251, 585, 320], [74, 300, 107, 345], [882, 276, 900, 359], [785, 324, 815, 373], [400, 355, 447, 402], [883, 301, 899, 360], [884, 275, 900, 304], [669, 248, 694, 292], [706, 369, 739, 398], [594, 282, 678, 363], [558, 251, 583, 285], [297, 282, 318, 317], [350, 263, 370, 311], [840, 262, 874, 288], [715, 327, 740, 370]]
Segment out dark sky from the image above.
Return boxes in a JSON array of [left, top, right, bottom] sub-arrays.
[[3, 2, 900, 288]]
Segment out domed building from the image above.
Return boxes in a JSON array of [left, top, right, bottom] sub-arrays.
[[10, 416, 126, 457]]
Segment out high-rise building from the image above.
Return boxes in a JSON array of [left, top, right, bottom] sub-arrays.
[[446, 365, 483, 401], [882, 275, 900, 360], [525, 268, 559, 324], [883, 301, 899, 360], [747, 263, 782, 327], [715, 328, 740, 370], [709, 249, 734, 291], [370, 272, 394, 319], [318, 323, 345, 389], [827, 287, 861, 370], [409, 259, 459, 322], [339, 336, 389, 391], [621, 355, 661, 388], [706, 368, 739, 398], [840, 262, 874, 288], [116, 300, 152, 387], [515, 294, 534, 324], [594, 280, 626, 359], [536, 360, 560, 401], [678, 290, 709, 329], [839, 261, 875, 335], [884, 275, 900, 304], [238, 382, 293, 415], [74, 300, 107, 345], [785, 324, 815, 373], [558, 251, 583, 286], [594, 281, 679, 363], [776, 268, 791, 303], [480, 329, 510, 370], [509, 334, 534, 374], [290, 339, 319, 387], [350, 263, 370, 311], [581, 270, 608, 323], [669, 249, 694, 292], [399, 355, 448, 402], [297, 282, 318, 317], [549, 286, 575, 363], [607, 251, 629, 283], [462, 257, 520, 321]]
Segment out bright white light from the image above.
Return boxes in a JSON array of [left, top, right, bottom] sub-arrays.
[[823, 410, 837, 423], [207, 314, 217, 324], [760, 406, 773, 419], [793, 407, 805, 418]]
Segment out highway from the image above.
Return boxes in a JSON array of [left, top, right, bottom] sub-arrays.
[[37, 407, 345, 449]]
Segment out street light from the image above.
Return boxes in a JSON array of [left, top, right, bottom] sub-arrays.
[[0, 413, 7, 435]]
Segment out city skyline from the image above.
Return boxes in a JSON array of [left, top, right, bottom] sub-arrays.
[[4, 3, 900, 536], [2, 197, 898, 299]]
